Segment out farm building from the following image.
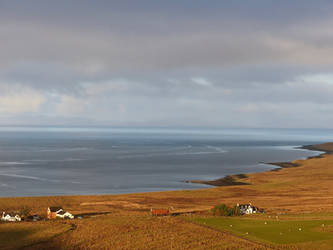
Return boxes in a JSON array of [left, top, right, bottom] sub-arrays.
[[47, 207, 74, 219], [1, 212, 21, 222], [150, 208, 169, 216], [237, 204, 260, 214]]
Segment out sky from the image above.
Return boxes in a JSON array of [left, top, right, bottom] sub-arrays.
[[1, 0, 333, 128]]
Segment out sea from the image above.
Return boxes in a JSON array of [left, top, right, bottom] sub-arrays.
[[0, 127, 332, 197]]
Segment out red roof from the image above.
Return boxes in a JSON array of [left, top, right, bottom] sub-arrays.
[[151, 209, 169, 216]]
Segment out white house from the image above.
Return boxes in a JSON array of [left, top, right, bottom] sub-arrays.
[[47, 207, 74, 219], [1, 212, 21, 222], [55, 210, 74, 219], [237, 204, 259, 214]]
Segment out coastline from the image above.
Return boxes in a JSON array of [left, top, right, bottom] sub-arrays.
[[188, 143, 333, 187], [2, 143, 333, 248], [1, 142, 333, 212], [0, 143, 331, 198]]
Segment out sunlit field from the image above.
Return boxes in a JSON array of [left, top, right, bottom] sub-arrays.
[[191, 215, 333, 245]]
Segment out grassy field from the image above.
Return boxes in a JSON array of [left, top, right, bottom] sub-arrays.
[[191, 216, 333, 246], [1, 143, 333, 249]]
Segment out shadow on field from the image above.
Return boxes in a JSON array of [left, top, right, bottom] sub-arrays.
[[0, 221, 74, 250], [0, 227, 39, 250]]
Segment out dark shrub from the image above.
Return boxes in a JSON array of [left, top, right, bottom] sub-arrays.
[[212, 204, 242, 216], [19, 205, 32, 218], [212, 204, 231, 216], [230, 205, 241, 216]]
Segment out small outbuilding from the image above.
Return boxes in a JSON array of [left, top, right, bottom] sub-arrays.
[[151, 208, 169, 216]]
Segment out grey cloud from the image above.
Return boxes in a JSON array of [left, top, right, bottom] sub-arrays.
[[1, 1, 333, 127]]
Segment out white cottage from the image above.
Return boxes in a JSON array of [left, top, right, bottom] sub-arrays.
[[1, 212, 21, 222], [47, 207, 74, 219], [55, 210, 74, 219], [237, 204, 259, 214]]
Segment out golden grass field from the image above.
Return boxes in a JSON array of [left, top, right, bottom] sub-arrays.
[[2, 143, 333, 249]]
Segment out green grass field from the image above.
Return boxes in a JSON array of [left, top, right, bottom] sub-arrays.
[[191, 216, 333, 245]]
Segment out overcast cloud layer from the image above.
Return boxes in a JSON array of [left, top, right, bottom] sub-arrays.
[[1, 0, 333, 128]]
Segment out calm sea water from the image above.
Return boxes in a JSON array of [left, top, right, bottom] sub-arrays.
[[0, 127, 332, 197]]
